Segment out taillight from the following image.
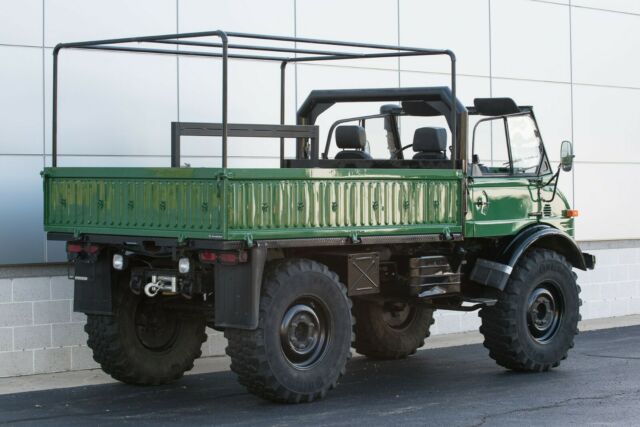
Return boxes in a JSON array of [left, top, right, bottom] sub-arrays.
[[66, 243, 83, 253], [199, 250, 247, 265], [199, 251, 218, 263], [84, 245, 99, 254], [218, 252, 239, 264], [66, 243, 99, 254]]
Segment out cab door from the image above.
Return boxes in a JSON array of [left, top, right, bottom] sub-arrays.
[[465, 113, 549, 238]]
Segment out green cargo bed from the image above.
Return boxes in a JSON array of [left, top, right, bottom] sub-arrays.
[[43, 167, 463, 242]]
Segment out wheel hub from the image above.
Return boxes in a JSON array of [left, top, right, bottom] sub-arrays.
[[280, 299, 329, 369], [135, 300, 180, 351], [382, 302, 415, 330], [527, 285, 563, 344]]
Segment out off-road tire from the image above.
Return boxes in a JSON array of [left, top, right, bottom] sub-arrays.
[[479, 248, 581, 372], [353, 299, 434, 360], [225, 259, 353, 403], [85, 280, 207, 385]]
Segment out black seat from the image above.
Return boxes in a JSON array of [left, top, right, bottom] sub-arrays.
[[335, 125, 372, 160], [412, 127, 447, 160]]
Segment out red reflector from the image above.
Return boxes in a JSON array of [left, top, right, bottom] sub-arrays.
[[199, 251, 217, 262], [218, 253, 239, 264], [85, 245, 99, 254], [200, 251, 247, 264], [66, 243, 99, 254], [66, 243, 82, 253]]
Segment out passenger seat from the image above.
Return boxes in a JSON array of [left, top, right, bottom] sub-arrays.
[[335, 125, 372, 160], [412, 127, 447, 160]]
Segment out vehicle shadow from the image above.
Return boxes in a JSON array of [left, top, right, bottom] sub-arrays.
[[0, 342, 578, 427]]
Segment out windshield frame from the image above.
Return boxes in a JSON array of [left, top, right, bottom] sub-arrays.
[[470, 111, 551, 178]]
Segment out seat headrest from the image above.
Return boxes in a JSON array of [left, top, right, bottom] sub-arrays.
[[336, 125, 366, 149], [413, 127, 447, 153]]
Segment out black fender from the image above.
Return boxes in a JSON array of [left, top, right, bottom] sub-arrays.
[[470, 225, 596, 291]]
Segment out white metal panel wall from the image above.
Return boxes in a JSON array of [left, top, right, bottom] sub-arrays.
[[0, 0, 639, 264]]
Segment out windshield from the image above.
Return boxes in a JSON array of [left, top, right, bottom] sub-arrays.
[[507, 115, 544, 174], [471, 112, 550, 176]]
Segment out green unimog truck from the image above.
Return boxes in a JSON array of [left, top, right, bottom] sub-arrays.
[[43, 31, 595, 403]]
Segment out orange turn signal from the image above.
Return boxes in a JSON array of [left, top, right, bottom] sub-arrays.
[[562, 209, 579, 218]]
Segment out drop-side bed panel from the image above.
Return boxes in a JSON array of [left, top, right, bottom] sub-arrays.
[[43, 167, 463, 241]]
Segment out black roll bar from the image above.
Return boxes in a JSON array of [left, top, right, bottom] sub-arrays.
[[51, 30, 457, 168]]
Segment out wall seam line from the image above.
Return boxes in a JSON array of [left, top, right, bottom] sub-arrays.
[[569, 0, 576, 209], [42, 0, 47, 263]]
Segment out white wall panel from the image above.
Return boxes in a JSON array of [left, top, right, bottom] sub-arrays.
[[491, 0, 570, 82], [0, 156, 44, 264], [44, 0, 176, 46], [178, 57, 297, 158], [179, 0, 294, 36], [571, 7, 640, 88], [401, 72, 490, 105], [548, 161, 575, 209], [399, 0, 490, 77], [400, 72, 490, 154], [0, 0, 42, 46], [492, 78, 572, 163], [0, 46, 43, 155], [572, 0, 640, 15], [45, 155, 169, 168], [183, 156, 279, 169], [574, 163, 640, 241], [44, 49, 177, 157], [296, 0, 398, 70], [572, 84, 640, 163], [296, 0, 396, 45]]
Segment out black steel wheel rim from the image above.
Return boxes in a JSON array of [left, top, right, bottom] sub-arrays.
[[280, 297, 330, 369], [526, 282, 563, 344], [135, 299, 181, 351], [382, 302, 415, 330]]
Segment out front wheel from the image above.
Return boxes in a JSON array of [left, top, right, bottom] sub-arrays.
[[479, 248, 581, 372], [225, 259, 353, 403]]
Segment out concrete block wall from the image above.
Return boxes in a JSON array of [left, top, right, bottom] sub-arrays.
[[1, 242, 639, 378], [0, 276, 94, 377], [0, 274, 226, 377]]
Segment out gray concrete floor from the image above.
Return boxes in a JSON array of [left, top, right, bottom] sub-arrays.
[[0, 316, 639, 426]]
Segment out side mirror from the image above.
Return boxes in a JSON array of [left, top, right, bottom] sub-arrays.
[[560, 140, 574, 172]]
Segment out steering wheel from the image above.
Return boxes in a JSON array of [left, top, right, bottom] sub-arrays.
[[392, 144, 413, 159]]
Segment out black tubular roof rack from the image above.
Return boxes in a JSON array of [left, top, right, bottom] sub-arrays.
[[51, 30, 457, 168]]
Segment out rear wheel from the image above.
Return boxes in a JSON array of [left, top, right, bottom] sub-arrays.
[[225, 259, 353, 403], [353, 299, 434, 360], [85, 277, 207, 385], [479, 249, 581, 372]]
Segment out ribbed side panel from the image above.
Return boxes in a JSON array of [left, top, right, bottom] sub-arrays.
[[226, 179, 459, 231], [46, 178, 222, 233]]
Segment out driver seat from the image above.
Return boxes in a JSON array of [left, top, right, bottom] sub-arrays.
[[335, 125, 372, 160], [412, 127, 447, 160]]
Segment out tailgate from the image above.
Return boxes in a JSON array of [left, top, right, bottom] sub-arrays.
[[43, 167, 225, 240]]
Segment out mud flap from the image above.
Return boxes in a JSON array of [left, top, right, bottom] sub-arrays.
[[214, 244, 267, 330], [72, 252, 113, 315]]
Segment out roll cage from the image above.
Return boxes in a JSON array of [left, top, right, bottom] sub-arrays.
[[50, 30, 459, 169]]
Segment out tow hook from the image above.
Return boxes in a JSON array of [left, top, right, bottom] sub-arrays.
[[144, 275, 178, 297]]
